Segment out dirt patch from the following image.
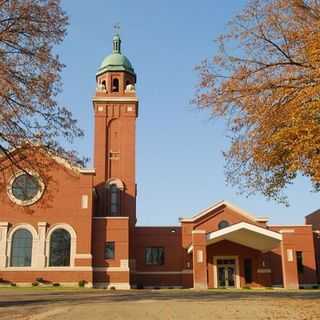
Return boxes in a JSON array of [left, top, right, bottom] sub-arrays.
[[0, 289, 319, 320]]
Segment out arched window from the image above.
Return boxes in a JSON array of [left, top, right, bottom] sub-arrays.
[[218, 220, 230, 230], [110, 183, 120, 216], [112, 78, 119, 92], [106, 178, 124, 217], [49, 229, 71, 266], [101, 80, 107, 91], [10, 229, 32, 267]]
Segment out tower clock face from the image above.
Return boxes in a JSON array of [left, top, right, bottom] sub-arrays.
[[7, 171, 44, 206]]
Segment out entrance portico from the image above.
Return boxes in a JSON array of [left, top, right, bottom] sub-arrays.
[[190, 222, 282, 289]]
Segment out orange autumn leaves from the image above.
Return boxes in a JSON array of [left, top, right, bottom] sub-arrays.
[[195, 0, 320, 203], [0, 0, 84, 171]]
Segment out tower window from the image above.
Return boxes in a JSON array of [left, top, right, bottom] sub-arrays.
[[110, 183, 120, 215], [112, 78, 119, 92], [106, 179, 124, 216], [104, 241, 115, 259]]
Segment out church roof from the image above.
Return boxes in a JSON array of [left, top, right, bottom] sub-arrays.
[[97, 34, 135, 77], [179, 200, 268, 223]]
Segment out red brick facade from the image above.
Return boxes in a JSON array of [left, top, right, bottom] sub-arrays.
[[0, 36, 319, 289]]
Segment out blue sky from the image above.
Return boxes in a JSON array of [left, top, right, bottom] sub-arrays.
[[57, 0, 319, 226]]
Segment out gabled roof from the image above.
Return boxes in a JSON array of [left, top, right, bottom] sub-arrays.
[[50, 154, 95, 175], [180, 200, 266, 223], [188, 221, 282, 253], [0, 145, 95, 175], [305, 208, 320, 219]]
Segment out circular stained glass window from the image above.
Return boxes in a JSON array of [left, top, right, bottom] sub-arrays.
[[8, 172, 44, 206], [12, 174, 40, 201]]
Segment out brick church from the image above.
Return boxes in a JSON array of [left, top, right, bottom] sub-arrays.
[[0, 34, 320, 289]]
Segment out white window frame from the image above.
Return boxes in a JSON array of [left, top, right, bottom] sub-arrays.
[[7, 224, 39, 268], [46, 224, 77, 268], [7, 170, 45, 206]]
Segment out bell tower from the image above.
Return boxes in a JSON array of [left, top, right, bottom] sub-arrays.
[[92, 33, 138, 284], [93, 33, 138, 221]]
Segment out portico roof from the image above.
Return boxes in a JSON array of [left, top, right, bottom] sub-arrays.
[[188, 222, 282, 253], [207, 222, 282, 252]]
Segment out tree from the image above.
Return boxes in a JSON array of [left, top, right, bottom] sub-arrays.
[[0, 0, 84, 172], [194, 0, 320, 204]]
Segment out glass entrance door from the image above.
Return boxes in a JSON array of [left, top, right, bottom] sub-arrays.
[[217, 259, 236, 288]]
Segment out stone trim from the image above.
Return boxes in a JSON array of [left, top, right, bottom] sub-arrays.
[[37, 222, 47, 268], [0, 222, 9, 267], [45, 224, 77, 267], [92, 96, 138, 103], [79, 168, 95, 174], [7, 224, 39, 268], [93, 267, 129, 272], [279, 229, 295, 233], [75, 254, 92, 259], [257, 268, 272, 274], [7, 170, 45, 207], [0, 266, 92, 271], [106, 178, 125, 191]]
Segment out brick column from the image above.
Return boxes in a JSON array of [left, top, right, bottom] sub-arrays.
[[37, 222, 47, 267], [192, 230, 207, 289], [281, 235, 299, 289], [0, 222, 9, 267]]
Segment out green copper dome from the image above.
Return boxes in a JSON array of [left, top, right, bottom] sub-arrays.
[[97, 34, 135, 77]]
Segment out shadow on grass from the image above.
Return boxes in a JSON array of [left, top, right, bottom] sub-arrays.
[[0, 289, 320, 308]]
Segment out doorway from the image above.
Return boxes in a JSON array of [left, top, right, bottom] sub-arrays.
[[213, 256, 239, 288]]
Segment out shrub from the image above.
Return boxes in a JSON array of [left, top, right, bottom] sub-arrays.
[[52, 283, 60, 287], [10, 283, 16, 287], [0, 278, 10, 285], [78, 280, 87, 288], [110, 286, 116, 290], [32, 282, 39, 287]]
